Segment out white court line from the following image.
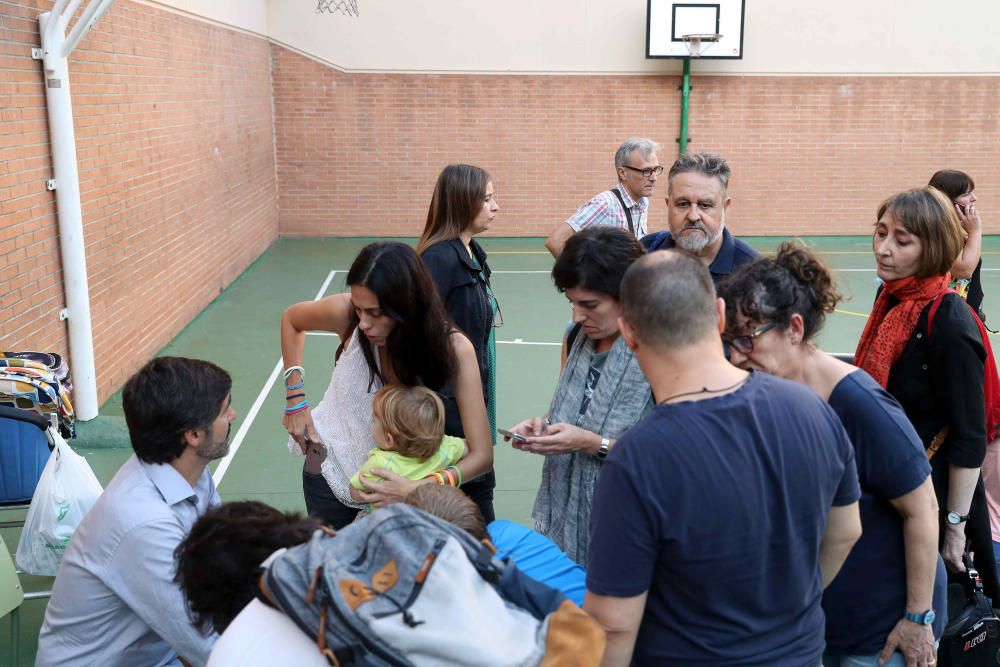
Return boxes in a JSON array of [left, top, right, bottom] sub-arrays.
[[497, 339, 562, 346], [838, 268, 1000, 272], [214, 270, 339, 486]]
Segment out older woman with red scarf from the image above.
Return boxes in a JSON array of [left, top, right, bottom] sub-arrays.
[[855, 186, 999, 602]]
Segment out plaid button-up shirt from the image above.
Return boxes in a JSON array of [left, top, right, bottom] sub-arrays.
[[565, 184, 648, 238]]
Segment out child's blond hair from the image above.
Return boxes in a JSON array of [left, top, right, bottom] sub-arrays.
[[372, 386, 445, 461]]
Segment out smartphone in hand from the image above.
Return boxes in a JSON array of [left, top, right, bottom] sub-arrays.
[[498, 428, 527, 443]]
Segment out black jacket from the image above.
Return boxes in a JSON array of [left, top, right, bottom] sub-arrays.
[[420, 238, 493, 436]]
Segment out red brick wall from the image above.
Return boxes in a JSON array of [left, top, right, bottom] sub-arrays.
[[272, 45, 999, 238], [0, 1, 278, 402]]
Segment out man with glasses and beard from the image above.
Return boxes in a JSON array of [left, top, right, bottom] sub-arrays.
[[545, 138, 662, 257], [641, 152, 757, 285], [38, 356, 236, 667]]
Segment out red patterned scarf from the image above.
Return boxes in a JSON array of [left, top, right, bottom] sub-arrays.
[[854, 274, 951, 388]]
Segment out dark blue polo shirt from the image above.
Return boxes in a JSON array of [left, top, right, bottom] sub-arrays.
[[640, 228, 758, 285]]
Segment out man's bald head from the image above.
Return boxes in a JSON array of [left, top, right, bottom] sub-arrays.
[[620, 250, 719, 349]]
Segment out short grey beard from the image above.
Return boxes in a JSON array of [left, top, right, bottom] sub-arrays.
[[676, 222, 724, 253]]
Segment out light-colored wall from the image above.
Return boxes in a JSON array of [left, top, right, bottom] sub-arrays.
[[143, 0, 267, 36], [266, 0, 1000, 74]]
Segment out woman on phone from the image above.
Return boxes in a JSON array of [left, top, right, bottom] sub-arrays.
[[280, 242, 493, 528], [418, 164, 501, 520], [929, 169, 986, 321]]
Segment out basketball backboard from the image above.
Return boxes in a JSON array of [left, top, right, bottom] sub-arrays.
[[646, 0, 745, 59]]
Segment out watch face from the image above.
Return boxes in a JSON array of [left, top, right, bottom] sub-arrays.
[[947, 511, 964, 525], [924, 609, 936, 625]]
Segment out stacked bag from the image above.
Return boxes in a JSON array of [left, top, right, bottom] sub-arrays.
[[0, 351, 103, 576]]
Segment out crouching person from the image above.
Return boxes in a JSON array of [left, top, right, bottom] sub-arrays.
[[37, 357, 236, 667]]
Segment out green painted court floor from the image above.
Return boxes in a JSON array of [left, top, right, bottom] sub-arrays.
[[3, 235, 1000, 664]]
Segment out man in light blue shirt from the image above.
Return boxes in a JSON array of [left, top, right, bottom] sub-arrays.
[[37, 356, 237, 667]]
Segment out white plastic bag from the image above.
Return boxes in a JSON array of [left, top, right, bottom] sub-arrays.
[[16, 430, 104, 576]]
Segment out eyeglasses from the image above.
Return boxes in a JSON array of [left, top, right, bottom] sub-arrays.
[[621, 165, 664, 178], [488, 292, 504, 329], [729, 322, 777, 355]]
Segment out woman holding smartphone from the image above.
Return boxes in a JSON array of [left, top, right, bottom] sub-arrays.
[[505, 227, 649, 566], [929, 169, 985, 320]]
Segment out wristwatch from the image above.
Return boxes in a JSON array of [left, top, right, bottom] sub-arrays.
[[595, 437, 610, 461], [946, 511, 970, 525], [904, 609, 936, 625]]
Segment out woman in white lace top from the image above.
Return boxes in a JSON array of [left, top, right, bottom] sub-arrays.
[[280, 242, 494, 528]]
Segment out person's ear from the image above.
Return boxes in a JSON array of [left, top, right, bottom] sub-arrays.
[[715, 297, 727, 333], [723, 196, 732, 211], [183, 428, 204, 450], [788, 313, 806, 345], [618, 316, 639, 352]]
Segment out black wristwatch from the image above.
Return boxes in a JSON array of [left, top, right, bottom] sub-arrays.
[[946, 511, 970, 525], [595, 437, 610, 461]]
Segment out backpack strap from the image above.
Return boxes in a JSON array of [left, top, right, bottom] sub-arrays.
[[609, 187, 635, 236], [925, 289, 958, 338]]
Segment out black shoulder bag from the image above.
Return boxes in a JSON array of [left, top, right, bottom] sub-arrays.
[[939, 553, 1000, 666]]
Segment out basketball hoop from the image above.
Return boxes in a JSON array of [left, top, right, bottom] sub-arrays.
[[316, 0, 359, 17], [681, 33, 722, 58]]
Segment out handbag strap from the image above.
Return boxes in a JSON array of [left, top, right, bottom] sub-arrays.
[[610, 187, 636, 236]]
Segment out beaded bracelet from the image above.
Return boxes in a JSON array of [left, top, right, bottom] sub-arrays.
[[285, 381, 305, 391], [284, 399, 309, 414]]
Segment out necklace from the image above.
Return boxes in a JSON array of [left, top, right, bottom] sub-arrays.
[[658, 373, 751, 405]]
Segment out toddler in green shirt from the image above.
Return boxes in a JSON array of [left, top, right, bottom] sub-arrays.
[[349, 386, 467, 509]]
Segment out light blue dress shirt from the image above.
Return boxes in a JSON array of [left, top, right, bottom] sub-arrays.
[[37, 454, 220, 667]]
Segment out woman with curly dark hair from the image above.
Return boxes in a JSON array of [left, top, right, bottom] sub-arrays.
[[719, 242, 945, 667], [280, 242, 493, 528]]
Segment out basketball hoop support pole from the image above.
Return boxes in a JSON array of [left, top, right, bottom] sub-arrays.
[[678, 56, 692, 155], [37, 0, 116, 422]]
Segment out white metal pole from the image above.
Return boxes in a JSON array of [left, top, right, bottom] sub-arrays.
[[38, 9, 100, 420]]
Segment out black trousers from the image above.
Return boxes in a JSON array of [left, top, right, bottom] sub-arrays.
[[302, 466, 497, 529]]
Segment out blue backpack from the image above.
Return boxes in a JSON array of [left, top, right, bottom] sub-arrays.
[[257, 504, 604, 666]]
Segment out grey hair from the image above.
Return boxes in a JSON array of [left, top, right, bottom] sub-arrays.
[[615, 138, 661, 170], [668, 152, 731, 195], [620, 251, 718, 349]]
